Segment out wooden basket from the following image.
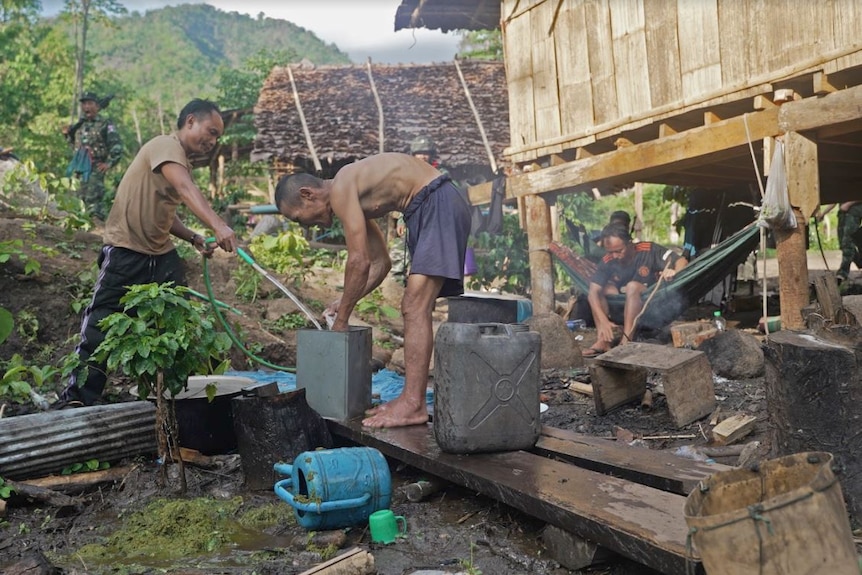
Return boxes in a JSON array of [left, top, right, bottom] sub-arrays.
[[684, 451, 858, 575]]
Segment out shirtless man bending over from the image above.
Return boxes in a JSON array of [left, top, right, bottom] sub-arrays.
[[275, 152, 471, 428]]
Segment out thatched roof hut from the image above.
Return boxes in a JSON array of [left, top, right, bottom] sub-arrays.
[[252, 60, 509, 182]]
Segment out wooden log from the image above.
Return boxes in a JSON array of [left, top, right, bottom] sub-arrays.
[[6, 480, 81, 508], [568, 381, 594, 396], [813, 274, 843, 323], [20, 465, 136, 493], [711, 414, 757, 446], [670, 322, 712, 348], [764, 329, 862, 520], [297, 547, 375, 575]]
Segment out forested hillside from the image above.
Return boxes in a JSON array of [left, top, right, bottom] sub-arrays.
[[73, 4, 351, 107]]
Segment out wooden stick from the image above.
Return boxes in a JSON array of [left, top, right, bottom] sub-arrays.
[[641, 433, 697, 441], [626, 255, 674, 342], [7, 480, 82, 508], [287, 66, 321, 173], [568, 381, 594, 396], [453, 58, 497, 174], [21, 465, 137, 493], [298, 547, 374, 575], [365, 58, 384, 155]]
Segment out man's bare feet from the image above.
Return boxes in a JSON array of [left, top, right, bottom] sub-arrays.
[[364, 403, 391, 416], [362, 399, 428, 428]]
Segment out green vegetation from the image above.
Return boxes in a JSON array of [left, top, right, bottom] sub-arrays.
[[61, 459, 110, 475], [0, 476, 15, 500]]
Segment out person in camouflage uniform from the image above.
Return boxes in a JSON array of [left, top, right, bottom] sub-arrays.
[[64, 92, 123, 220], [836, 201, 862, 282]]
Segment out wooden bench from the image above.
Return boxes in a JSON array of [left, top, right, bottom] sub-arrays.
[[329, 419, 707, 575], [589, 342, 716, 428]]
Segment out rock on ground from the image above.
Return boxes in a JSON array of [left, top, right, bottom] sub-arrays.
[[698, 329, 764, 379]]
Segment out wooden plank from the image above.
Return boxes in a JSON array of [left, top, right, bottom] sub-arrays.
[[531, 0, 562, 144], [504, 0, 536, 151], [525, 194, 555, 314], [328, 419, 703, 575], [589, 363, 647, 415], [609, 0, 651, 117], [711, 414, 757, 446], [662, 353, 716, 428], [643, 0, 681, 109], [536, 426, 730, 495], [593, 342, 707, 372], [814, 274, 843, 322], [555, 1, 594, 136], [717, 0, 750, 87], [585, 0, 618, 126], [779, 83, 862, 134], [677, 0, 721, 97], [483, 105, 782, 202]]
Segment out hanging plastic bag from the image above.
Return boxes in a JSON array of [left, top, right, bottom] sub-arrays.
[[757, 140, 796, 230]]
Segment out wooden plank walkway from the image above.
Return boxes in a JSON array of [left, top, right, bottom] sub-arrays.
[[329, 419, 705, 575], [535, 426, 730, 496]]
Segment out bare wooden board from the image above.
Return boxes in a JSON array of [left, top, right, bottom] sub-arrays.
[[328, 419, 703, 575], [711, 414, 757, 446], [593, 342, 704, 371], [535, 427, 730, 495], [589, 363, 647, 415]]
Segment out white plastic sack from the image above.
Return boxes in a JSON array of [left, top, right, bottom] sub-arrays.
[[757, 141, 797, 230]]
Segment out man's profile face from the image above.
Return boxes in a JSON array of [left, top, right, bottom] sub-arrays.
[[184, 112, 224, 156], [602, 236, 631, 262], [413, 152, 431, 164], [279, 191, 332, 229]]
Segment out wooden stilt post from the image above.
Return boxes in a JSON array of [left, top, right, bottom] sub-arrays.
[[525, 194, 555, 315], [778, 131, 819, 329]]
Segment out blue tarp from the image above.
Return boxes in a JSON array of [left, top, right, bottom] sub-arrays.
[[225, 368, 433, 406]]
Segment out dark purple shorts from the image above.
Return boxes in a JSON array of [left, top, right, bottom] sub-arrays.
[[403, 174, 471, 298]]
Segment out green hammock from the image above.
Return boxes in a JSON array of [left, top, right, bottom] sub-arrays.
[[549, 223, 760, 329]]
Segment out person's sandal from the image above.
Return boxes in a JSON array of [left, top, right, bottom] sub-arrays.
[[49, 399, 85, 410], [582, 346, 607, 358]]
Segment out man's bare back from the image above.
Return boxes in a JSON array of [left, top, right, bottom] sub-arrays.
[[331, 153, 443, 219]]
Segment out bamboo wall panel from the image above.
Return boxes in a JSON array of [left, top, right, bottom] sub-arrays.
[[505, 0, 862, 162], [531, 2, 563, 145], [554, 2, 594, 136], [504, 0, 536, 148], [643, 0, 681, 109], [584, 0, 618, 126], [677, 0, 721, 99], [609, 0, 651, 118]]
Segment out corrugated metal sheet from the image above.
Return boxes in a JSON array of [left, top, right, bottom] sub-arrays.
[[394, 0, 500, 32], [0, 402, 156, 480]]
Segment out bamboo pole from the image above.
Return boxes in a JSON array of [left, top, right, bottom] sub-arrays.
[[287, 66, 322, 173], [366, 57, 385, 155], [453, 58, 497, 174]]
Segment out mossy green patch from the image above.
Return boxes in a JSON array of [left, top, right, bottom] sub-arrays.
[[74, 497, 245, 564], [238, 502, 295, 529]]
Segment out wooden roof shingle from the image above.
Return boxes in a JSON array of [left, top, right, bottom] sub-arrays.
[[252, 60, 509, 176]]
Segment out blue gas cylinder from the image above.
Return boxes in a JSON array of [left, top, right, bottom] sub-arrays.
[[273, 447, 391, 530]]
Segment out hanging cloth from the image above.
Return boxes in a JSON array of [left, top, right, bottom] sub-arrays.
[[66, 147, 92, 183]]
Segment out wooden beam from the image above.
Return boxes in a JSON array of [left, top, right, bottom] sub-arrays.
[[753, 95, 776, 110], [813, 71, 838, 95], [784, 130, 820, 219], [779, 83, 862, 133], [467, 106, 781, 205], [703, 111, 722, 124], [775, 207, 808, 330], [525, 194, 555, 315]]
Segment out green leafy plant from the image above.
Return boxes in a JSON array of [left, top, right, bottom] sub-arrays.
[[0, 239, 40, 275], [62, 459, 110, 475], [248, 226, 310, 279], [355, 289, 399, 323], [15, 309, 39, 343], [467, 213, 531, 295], [262, 312, 312, 333], [0, 355, 33, 405], [0, 477, 15, 500], [85, 282, 232, 489], [232, 263, 264, 303], [0, 307, 12, 345]]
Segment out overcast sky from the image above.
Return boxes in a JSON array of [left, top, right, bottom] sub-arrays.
[[40, 0, 462, 64]]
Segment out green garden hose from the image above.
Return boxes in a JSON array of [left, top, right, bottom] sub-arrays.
[[202, 250, 296, 373]]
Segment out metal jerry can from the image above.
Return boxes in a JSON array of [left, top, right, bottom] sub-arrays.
[[433, 322, 541, 454], [273, 447, 392, 531]]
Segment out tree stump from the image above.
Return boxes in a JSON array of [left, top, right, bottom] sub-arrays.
[[763, 329, 862, 519], [232, 388, 333, 491]]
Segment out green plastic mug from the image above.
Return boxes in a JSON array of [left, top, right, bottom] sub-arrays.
[[368, 509, 407, 544]]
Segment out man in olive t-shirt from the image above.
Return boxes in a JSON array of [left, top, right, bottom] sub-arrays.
[[58, 99, 238, 407]]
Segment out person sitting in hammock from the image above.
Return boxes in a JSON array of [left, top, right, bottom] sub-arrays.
[[583, 224, 687, 357]]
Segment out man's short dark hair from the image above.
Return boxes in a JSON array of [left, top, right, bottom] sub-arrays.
[[275, 172, 324, 212], [609, 210, 631, 227], [600, 223, 632, 243], [177, 99, 221, 129]]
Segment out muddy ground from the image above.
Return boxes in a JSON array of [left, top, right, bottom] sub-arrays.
[[0, 214, 856, 574]]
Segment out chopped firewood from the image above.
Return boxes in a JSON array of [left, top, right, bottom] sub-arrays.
[[0, 498, 5, 518], [568, 381, 593, 396], [737, 440, 762, 469], [178, 447, 221, 469], [708, 407, 722, 426], [712, 414, 757, 446], [298, 547, 375, 575]]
